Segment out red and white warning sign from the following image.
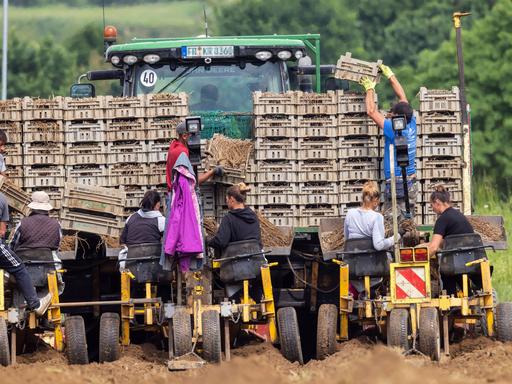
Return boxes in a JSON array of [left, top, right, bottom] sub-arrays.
[[394, 267, 427, 300]]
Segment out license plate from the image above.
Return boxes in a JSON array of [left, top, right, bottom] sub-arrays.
[[182, 45, 234, 58]]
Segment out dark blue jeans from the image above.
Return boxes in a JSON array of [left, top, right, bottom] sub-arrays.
[[0, 241, 40, 309]]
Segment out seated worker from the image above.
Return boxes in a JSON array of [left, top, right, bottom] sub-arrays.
[[208, 184, 261, 251], [426, 185, 476, 294], [7, 190, 54, 315], [426, 185, 474, 255], [191, 84, 225, 111], [165, 120, 223, 192], [119, 190, 165, 270], [344, 181, 398, 251]]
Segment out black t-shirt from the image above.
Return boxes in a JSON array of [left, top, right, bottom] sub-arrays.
[[433, 207, 474, 237]]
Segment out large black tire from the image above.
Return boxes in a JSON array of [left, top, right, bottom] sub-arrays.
[[99, 312, 120, 363], [316, 304, 337, 360], [0, 319, 10, 366], [201, 310, 221, 363], [419, 308, 441, 361], [387, 309, 410, 351], [496, 302, 512, 342], [277, 307, 303, 364], [65, 316, 89, 365], [173, 307, 192, 357]]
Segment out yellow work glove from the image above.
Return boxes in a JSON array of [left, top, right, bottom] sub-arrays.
[[359, 76, 376, 92], [379, 64, 395, 79]]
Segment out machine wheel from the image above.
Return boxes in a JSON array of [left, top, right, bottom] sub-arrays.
[[496, 302, 512, 342], [65, 316, 89, 365], [419, 308, 441, 361], [387, 309, 411, 351], [316, 304, 337, 360], [172, 307, 192, 357], [99, 312, 120, 363], [201, 310, 221, 363], [277, 307, 303, 364], [0, 319, 10, 366]]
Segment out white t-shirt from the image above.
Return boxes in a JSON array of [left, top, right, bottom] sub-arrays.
[[343, 208, 394, 251]]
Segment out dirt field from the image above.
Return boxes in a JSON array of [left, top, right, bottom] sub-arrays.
[[2, 336, 512, 384]]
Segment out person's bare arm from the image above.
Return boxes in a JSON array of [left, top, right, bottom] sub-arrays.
[[0, 222, 6, 238], [198, 170, 215, 185], [366, 89, 385, 129], [389, 76, 408, 103], [427, 234, 444, 257]]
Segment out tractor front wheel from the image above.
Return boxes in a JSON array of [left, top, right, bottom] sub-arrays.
[[496, 302, 512, 342], [65, 316, 89, 365], [99, 312, 120, 363], [0, 319, 10, 366], [201, 310, 222, 363]]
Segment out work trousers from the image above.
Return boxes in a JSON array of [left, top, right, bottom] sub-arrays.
[[0, 240, 40, 309]]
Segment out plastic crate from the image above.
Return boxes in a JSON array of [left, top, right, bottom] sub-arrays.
[[296, 115, 337, 138], [251, 160, 298, 183], [0, 175, 31, 215], [339, 135, 380, 148], [418, 134, 462, 157], [418, 112, 462, 135], [254, 116, 296, 138], [105, 96, 145, 119], [417, 158, 464, 180], [296, 91, 337, 115], [63, 182, 126, 216], [259, 205, 297, 227], [0, 98, 22, 121], [105, 119, 146, 142], [338, 145, 380, 159], [4, 165, 23, 187], [146, 117, 179, 140], [296, 138, 337, 160], [23, 143, 65, 165], [125, 186, 148, 208], [421, 179, 463, 201], [66, 165, 109, 187], [60, 208, 124, 237], [297, 160, 337, 182], [0, 121, 22, 143], [339, 202, 361, 217], [339, 166, 380, 182], [335, 52, 382, 83], [337, 90, 378, 115], [65, 143, 107, 165], [22, 96, 64, 120], [23, 120, 65, 143], [65, 120, 106, 143], [147, 140, 169, 163], [24, 166, 66, 188], [63, 97, 105, 120], [253, 91, 297, 115], [107, 141, 148, 164], [418, 87, 461, 113], [4, 144, 23, 167], [298, 205, 339, 227], [108, 163, 149, 186], [298, 183, 339, 205], [338, 115, 380, 136], [148, 162, 167, 185], [338, 182, 369, 204], [252, 183, 297, 206], [254, 138, 297, 161], [145, 93, 188, 117]]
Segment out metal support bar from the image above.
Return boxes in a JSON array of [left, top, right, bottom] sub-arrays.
[[339, 262, 349, 340], [10, 326, 15, 365], [443, 314, 450, 356], [50, 298, 161, 308], [390, 144, 399, 260], [224, 318, 231, 362], [242, 280, 250, 323], [480, 260, 494, 336], [260, 264, 278, 344], [47, 271, 63, 352], [121, 271, 133, 346]]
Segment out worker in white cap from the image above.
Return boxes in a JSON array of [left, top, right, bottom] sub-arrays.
[[11, 191, 64, 292], [0, 191, 55, 315]]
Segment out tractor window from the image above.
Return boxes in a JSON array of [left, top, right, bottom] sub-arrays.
[[135, 61, 284, 113]]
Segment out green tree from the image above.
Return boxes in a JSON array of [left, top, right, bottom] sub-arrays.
[[394, 0, 512, 187], [2, 34, 77, 97], [215, 0, 366, 64]]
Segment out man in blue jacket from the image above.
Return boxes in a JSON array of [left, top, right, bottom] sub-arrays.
[[360, 65, 418, 220]]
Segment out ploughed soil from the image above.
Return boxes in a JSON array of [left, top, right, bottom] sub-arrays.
[[2, 336, 512, 384]]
